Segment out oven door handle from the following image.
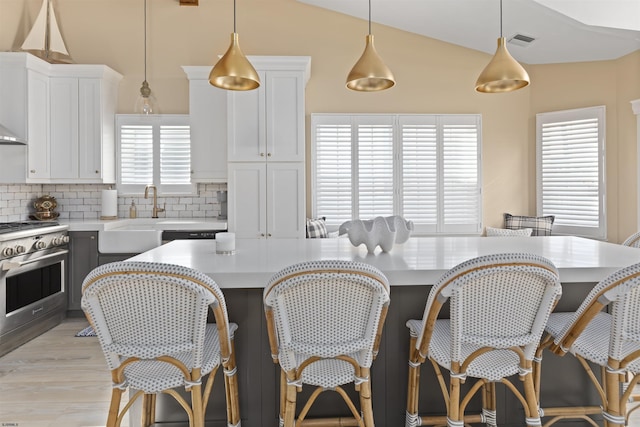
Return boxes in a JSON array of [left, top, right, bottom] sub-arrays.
[[2, 249, 69, 271]]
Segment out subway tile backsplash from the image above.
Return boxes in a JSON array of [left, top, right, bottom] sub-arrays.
[[0, 183, 227, 222]]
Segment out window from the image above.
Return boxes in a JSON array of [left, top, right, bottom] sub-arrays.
[[116, 114, 195, 195], [311, 114, 482, 235], [536, 106, 606, 239]]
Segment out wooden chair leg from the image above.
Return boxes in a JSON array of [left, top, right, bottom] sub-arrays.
[[406, 335, 421, 427], [482, 381, 497, 426], [141, 393, 156, 427], [284, 371, 298, 427], [522, 373, 542, 427], [223, 346, 241, 427], [189, 368, 204, 427], [106, 387, 123, 427], [604, 363, 625, 427], [449, 363, 462, 427], [359, 367, 375, 427]]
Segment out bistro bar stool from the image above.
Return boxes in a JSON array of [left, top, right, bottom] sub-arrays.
[[263, 260, 390, 427], [405, 253, 562, 427], [81, 261, 240, 427], [535, 262, 640, 427], [622, 232, 640, 248]]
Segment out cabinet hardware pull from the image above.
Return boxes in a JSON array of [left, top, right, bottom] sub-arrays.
[[267, 153, 271, 157], [30, 170, 36, 173], [32, 306, 44, 315], [95, 170, 99, 173], [260, 153, 265, 157]]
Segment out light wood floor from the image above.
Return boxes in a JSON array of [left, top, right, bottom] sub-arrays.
[[0, 318, 129, 427], [3, 318, 640, 427]]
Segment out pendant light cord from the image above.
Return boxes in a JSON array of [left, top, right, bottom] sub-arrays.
[[144, 0, 148, 82], [499, 0, 503, 38], [368, 0, 372, 35], [233, 0, 237, 33]]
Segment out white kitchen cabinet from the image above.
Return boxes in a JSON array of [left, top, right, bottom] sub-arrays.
[[181, 66, 228, 183], [0, 53, 121, 184], [46, 66, 122, 183], [228, 162, 305, 238], [0, 53, 50, 183], [226, 56, 311, 239], [227, 69, 306, 162]]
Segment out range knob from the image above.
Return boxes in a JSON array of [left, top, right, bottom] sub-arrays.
[[13, 245, 26, 255], [34, 240, 47, 250], [1, 247, 14, 257], [52, 236, 68, 246]]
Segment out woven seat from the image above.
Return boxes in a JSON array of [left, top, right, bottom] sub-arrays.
[[405, 253, 562, 427], [535, 262, 640, 427], [81, 261, 240, 427], [263, 260, 390, 427]]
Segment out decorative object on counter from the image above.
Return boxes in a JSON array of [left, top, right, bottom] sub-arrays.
[[100, 189, 118, 220], [209, 0, 260, 91], [475, 0, 530, 93], [129, 200, 137, 219], [20, 0, 73, 64], [217, 190, 228, 219], [31, 195, 59, 221], [346, 0, 395, 92], [134, 0, 158, 114], [216, 232, 236, 254], [339, 215, 413, 254]]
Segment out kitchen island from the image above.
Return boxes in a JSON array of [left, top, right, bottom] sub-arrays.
[[127, 236, 640, 427]]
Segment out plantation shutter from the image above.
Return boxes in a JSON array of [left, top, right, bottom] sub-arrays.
[[536, 106, 605, 239], [116, 114, 195, 195], [357, 117, 394, 219], [441, 115, 481, 233], [120, 124, 153, 185], [313, 116, 353, 225], [399, 116, 437, 230], [160, 125, 191, 185]]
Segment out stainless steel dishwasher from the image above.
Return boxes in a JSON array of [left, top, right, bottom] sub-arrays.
[[161, 229, 226, 243]]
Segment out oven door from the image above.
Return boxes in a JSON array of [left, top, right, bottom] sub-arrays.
[[0, 248, 68, 336]]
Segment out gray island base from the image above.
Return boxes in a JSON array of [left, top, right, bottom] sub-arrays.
[[125, 236, 640, 426]]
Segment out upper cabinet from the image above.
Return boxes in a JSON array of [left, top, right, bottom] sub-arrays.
[[182, 66, 228, 183], [228, 62, 308, 162], [0, 52, 122, 184]]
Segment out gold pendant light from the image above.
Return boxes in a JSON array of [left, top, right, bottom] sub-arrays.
[[135, 0, 158, 114], [346, 0, 395, 92], [209, 0, 260, 91], [475, 0, 530, 93]]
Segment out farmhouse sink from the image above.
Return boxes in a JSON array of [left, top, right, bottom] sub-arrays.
[[98, 229, 162, 254], [98, 219, 225, 253]]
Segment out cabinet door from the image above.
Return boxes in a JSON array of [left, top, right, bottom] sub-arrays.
[[50, 77, 79, 179], [189, 79, 228, 182], [67, 231, 98, 311], [78, 78, 103, 180], [266, 162, 305, 238], [227, 71, 266, 162], [228, 162, 267, 238], [26, 69, 50, 181], [266, 71, 305, 162]]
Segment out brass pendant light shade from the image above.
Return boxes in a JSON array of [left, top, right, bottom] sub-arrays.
[[346, 0, 395, 92], [475, 0, 530, 93], [346, 34, 395, 91], [475, 37, 530, 93], [209, 0, 260, 91], [209, 33, 260, 91]]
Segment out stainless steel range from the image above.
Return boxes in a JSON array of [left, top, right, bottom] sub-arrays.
[[0, 221, 69, 356]]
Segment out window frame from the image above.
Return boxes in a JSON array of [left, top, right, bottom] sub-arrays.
[[116, 114, 196, 196], [536, 105, 606, 239], [311, 113, 482, 235]]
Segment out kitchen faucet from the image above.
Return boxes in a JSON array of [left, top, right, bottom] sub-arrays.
[[144, 184, 165, 218]]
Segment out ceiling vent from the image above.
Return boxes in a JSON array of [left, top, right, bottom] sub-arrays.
[[508, 33, 536, 47]]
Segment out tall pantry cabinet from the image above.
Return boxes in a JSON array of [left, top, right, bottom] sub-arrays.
[[227, 57, 311, 238]]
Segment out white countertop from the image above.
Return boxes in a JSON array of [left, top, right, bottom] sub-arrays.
[[127, 236, 640, 288], [61, 218, 228, 232]]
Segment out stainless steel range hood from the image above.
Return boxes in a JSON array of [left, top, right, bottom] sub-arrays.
[[0, 123, 26, 145]]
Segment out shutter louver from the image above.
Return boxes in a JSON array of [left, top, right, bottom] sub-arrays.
[[160, 125, 191, 185], [315, 123, 353, 225], [401, 122, 437, 224], [120, 124, 153, 184], [358, 123, 394, 219], [443, 123, 479, 226], [541, 118, 600, 227]]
